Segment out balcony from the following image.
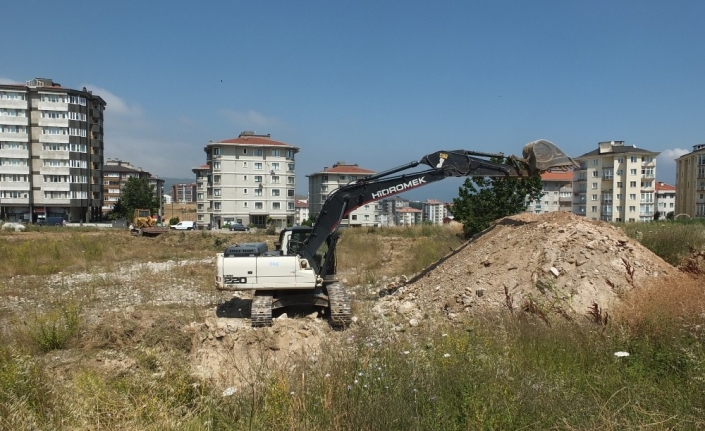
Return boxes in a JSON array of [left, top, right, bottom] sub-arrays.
[[602, 176, 613, 181]]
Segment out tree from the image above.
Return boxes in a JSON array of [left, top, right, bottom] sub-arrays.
[[451, 158, 544, 238], [112, 177, 160, 220]]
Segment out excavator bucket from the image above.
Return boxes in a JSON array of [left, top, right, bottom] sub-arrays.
[[522, 139, 579, 174]]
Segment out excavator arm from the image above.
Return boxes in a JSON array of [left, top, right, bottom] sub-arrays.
[[300, 139, 577, 276]]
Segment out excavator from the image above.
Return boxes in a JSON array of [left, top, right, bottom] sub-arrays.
[[215, 139, 578, 327]]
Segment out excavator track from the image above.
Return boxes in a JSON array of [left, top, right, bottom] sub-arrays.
[[251, 292, 273, 327], [327, 282, 352, 328]]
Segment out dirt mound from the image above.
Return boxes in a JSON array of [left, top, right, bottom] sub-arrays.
[[378, 212, 681, 324]]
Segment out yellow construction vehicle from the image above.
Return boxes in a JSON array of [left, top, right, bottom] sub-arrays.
[[130, 209, 168, 237]]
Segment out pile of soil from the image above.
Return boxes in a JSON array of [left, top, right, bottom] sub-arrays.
[[377, 212, 681, 324]]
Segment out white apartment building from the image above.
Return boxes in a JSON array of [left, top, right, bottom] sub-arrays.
[[655, 182, 676, 218], [422, 199, 447, 225], [194, 132, 298, 229], [294, 199, 309, 225], [573, 141, 659, 223], [307, 162, 380, 227], [0, 78, 105, 223], [396, 206, 423, 226], [526, 171, 573, 214], [675, 144, 705, 218]]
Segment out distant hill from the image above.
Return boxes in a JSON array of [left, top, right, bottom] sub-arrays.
[[161, 177, 196, 196]]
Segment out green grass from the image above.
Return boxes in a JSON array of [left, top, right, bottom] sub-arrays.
[[619, 220, 705, 266]]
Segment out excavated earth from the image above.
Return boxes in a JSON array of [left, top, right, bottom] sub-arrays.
[[375, 211, 681, 324]]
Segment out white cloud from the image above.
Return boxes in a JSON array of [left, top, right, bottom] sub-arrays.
[[655, 148, 690, 185], [83, 84, 144, 118], [0, 77, 22, 85], [221, 109, 283, 129]]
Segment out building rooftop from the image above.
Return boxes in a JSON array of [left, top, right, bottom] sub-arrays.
[[396, 207, 422, 213], [208, 131, 297, 149], [311, 162, 376, 176], [541, 171, 574, 181], [576, 141, 659, 158], [656, 182, 676, 192]]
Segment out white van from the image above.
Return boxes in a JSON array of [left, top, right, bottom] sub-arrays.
[[170, 221, 195, 230]]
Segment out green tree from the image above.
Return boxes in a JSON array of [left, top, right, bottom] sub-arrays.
[[114, 177, 160, 220], [451, 158, 544, 238]]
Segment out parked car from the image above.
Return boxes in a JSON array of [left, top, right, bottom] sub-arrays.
[[38, 217, 65, 226], [229, 223, 250, 232], [170, 221, 195, 230]]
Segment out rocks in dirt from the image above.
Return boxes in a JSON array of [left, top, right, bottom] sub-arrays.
[[376, 212, 681, 323]]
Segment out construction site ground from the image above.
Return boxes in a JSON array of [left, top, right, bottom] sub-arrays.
[[1, 212, 700, 392]]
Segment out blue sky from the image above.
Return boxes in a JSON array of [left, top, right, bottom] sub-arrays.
[[2, 0, 703, 201]]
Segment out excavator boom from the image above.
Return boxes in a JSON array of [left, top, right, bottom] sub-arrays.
[[302, 140, 577, 276]]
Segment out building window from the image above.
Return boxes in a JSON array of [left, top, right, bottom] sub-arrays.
[[254, 189, 262, 196], [213, 161, 220, 170], [617, 157, 624, 163], [214, 189, 221, 196], [630, 181, 636, 188], [591, 182, 598, 189], [629, 194, 636, 200], [255, 202, 263, 209], [214, 202, 221, 210], [286, 150, 295, 158], [255, 149, 262, 156], [243, 189, 248, 194], [592, 159, 599, 165], [630, 169, 637, 175], [617, 182, 623, 188], [288, 202, 294, 210], [271, 162, 280, 171], [213, 147, 221, 156], [630, 156, 638, 163], [255, 162, 263, 170], [272, 202, 281, 209], [288, 163, 295, 171], [288, 189, 294, 197], [243, 202, 248, 208], [254, 176, 262, 183], [629, 206, 635, 212], [271, 149, 281, 157], [592, 194, 598, 201], [271, 176, 280, 183], [271, 189, 280, 197]]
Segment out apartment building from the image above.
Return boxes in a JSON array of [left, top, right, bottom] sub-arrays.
[[308, 162, 380, 227], [395, 206, 423, 226], [294, 199, 309, 225], [102, 158, 164, 216], [0, 78, 105, 223], [655, 182, 676, 218], [675, 144, 705, 218], [379, 196, 410, 226], [526, 171, 573, 214], [573, 141, 659, 223], [172, 183, 196, 203], [422, 199, 447, 225], [195, 131, 298, 230]]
